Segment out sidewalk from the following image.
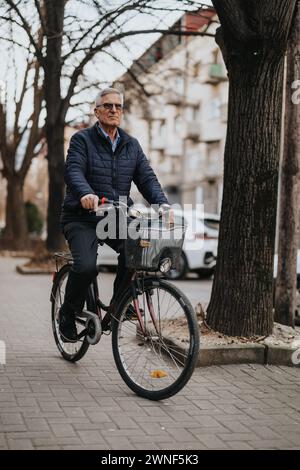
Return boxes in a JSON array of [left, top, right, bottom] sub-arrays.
[[0, 257, 300, 450]]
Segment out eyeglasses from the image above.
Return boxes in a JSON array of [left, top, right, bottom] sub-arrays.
[[96, 103, 123, 111]]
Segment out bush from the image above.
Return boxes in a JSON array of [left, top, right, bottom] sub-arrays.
[[25, 201, 44, 235]]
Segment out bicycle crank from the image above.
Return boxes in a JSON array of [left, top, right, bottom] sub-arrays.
[[80, 310, 102, 345]]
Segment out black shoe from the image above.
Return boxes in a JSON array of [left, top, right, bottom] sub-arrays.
[[59, 309, 78, 343]]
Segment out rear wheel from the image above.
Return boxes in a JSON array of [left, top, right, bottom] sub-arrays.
[[51, 264, 90, 362], [111, 278, 200, 400]]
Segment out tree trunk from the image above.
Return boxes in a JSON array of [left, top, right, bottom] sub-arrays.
[[275, 1, 300, 327], [206, 0, 297, 336], [44, 0, 66, 251], [3, 174, 30, 250], [46, 123, 65, 251]]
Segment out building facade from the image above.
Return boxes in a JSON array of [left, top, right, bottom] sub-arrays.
[[115, 9, 228, 213]]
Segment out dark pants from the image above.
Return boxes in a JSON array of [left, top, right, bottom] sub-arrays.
[[61, 221, 130, 317]]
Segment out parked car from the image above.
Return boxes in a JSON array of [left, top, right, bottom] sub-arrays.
[[97, 206, 220, 280]]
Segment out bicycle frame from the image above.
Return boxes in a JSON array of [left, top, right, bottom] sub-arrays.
[[85, 270, 161, 339], [52, 253, 164, 342]]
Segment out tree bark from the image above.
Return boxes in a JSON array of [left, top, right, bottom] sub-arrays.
[[3, 174, 30, 250], [46, 123, 65, 251], [206, 0, 297, 336], [275, 1, 300, 327], [44, 0, 66, 251]]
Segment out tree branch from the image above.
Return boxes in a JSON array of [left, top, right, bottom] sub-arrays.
[[13, 59, 32, 148], [102, 49, 151, 98], [0, 34, 28, 50], [19, 69, 44, 180], [62, 0, 151, 62], [0, 101, 10, 173], [34, 0, 47, 33], [5, 0, 45, 65]]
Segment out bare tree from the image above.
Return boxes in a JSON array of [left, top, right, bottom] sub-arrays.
[[275, 0, 300, 327], [2, 0, 214, 251], [206, 0, 297, 337], [0, 35, 44, 250]]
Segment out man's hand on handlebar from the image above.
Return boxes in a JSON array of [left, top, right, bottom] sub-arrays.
[[80, 194, 99, 211]]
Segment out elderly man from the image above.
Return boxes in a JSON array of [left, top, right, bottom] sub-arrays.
[[59, 87, 170, 342]]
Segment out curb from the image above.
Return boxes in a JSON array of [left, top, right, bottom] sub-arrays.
[[0, 250, 33, 258], [198, 343, 265, 367], [197, 342, 300, 368], [16, 265, 53, 275], [264, 344, 300, 366]]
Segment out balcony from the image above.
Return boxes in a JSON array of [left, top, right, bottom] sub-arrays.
[[203, 63, 228, 85]]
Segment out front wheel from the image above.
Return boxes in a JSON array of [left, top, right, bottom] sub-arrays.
[[111, 278, 200, 400]]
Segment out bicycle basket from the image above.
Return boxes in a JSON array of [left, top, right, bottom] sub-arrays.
[[125, 220, 186, 271]]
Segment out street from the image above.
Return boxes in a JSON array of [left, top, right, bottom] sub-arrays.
[[0, 257, 300, 450]]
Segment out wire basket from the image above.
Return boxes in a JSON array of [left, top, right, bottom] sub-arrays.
[[125, 220, 186, 271]]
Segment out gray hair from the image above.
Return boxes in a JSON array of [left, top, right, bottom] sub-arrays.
[[95, 88, 124, 107]]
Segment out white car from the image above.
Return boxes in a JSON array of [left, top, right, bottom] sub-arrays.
[[273, 249, 300, 279], [274, 249, 300, 325], [97, 207, 220, 280]]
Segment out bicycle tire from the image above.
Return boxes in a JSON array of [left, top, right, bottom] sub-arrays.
[[111, 278, 200, 401], [51, 264, 90, 362]]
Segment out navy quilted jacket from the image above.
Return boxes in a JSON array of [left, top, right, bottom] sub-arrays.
[[61, 123, 168, 222]]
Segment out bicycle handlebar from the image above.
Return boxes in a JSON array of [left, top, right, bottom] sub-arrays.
[[91, 197, 172, 220]]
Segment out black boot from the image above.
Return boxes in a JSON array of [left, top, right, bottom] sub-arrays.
[[59, 307, 78, 343]]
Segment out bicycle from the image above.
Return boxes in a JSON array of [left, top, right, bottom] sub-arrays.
[[50, 200, 200, 401]]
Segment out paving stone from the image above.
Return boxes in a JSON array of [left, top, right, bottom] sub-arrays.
[[1, 257, 300, 450], [7, 439, 34, 450]]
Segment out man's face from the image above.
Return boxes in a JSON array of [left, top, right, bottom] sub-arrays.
[[94, 93, 123, 128]]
